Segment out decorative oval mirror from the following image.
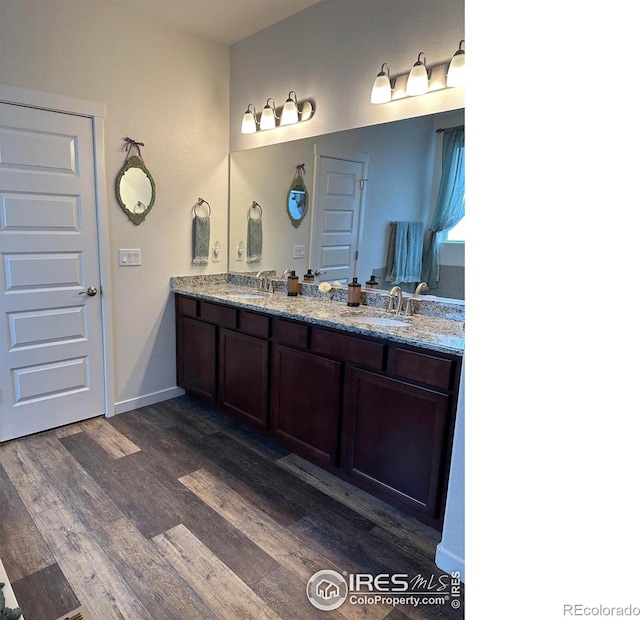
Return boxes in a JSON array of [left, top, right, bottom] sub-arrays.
[[287, 163, 308, 228], [116, 138, 156, 225]]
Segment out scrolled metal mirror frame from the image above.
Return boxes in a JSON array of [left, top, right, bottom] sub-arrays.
[[115, 154, 156, 225]]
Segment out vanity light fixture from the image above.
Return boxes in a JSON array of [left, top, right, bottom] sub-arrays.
[[370, 40, 465, 105], [240, 92, 314, 133], [446, 40, 465, 87], [406, 52, 429, 96], [370, 63, 393, 104], [281, 91, 314, 126]]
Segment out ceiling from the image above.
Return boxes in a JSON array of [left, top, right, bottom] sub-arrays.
[[100, 0, 323, 45]]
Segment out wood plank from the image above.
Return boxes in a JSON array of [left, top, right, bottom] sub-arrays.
[[31, 502, 152, 619], [0, 439, 66, 516], [180, 469, 389, 620], [277, 453, 441, 555], [169, 424, 375, 533], [0, 464, 55, 581], [106, 411, 209, 479], [61, 432, 279, 585], [154, 397, 290, 462], [180, 468, 340, 584], [10, 562, 80, 620], [94, 517, 216, 620], [77, 417, 140, 459], [26, 434, 124, 530], [59, 432, 181, 539], [152, 524, 281, 620], [168, 425, 308, 527]]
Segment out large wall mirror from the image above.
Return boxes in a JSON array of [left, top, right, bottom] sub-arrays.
[[228, 108, 465, 298]]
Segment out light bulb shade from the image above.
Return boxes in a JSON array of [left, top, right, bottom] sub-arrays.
[[447, 51, 465, 87], [281, 98, 299, 125], [241, 110, 257, 134], [406, 61, 429, 96], [371, 72, 392, 104], [260, 104, 276, 130]]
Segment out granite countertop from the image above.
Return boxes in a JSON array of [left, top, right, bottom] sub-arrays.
[[171, 275, 464, 356]]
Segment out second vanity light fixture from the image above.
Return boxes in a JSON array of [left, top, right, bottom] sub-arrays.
[[241, 91, 314, 134], [370, 40, 465, 104]]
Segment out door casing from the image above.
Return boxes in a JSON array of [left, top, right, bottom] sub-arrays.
[[0, 83, 115, 418]]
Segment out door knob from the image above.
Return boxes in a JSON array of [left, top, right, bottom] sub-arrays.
[[79, 286, 98, 297]]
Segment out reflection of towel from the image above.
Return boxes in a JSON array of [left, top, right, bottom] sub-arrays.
[[385, 221, 424, 283], [192, 215, 210, 265], [247, 215, 262, 263]]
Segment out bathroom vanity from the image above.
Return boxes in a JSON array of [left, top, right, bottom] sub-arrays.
[[171, 275, 463, 531]]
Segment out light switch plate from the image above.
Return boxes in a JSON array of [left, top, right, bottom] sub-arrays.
[[293, 244, 305, 259], [118, 249, 142, 266]]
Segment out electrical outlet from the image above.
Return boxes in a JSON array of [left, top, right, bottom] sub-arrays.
[[293, 244, 305, 259]]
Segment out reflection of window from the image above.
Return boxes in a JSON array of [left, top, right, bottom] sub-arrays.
[[443, 144, 465, 242], [288, 190, 305, 217]]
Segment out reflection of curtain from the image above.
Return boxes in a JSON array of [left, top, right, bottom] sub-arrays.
[[421, 125, 465, 288]]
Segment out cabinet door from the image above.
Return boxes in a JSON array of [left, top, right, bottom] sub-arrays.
[[343, 367, 450, 519], [177, 316, 216, 406], [271, 344, 342, 467], [220, 329, 269, 430]]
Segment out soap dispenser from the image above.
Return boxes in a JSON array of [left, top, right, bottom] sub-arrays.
[[366, 274, 379, 289], [303, 269, 315, 283], [347, 277, 361, 307], [287, 270, 299, 296]]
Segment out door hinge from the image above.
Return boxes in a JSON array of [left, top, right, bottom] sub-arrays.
[[360, 178, 368, 190], [354, 250, 359, 260]]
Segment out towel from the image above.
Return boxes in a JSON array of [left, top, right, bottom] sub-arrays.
[[192, 215, 210, 265], [247, 214, 263, 263], [385, 221, 424, 283]]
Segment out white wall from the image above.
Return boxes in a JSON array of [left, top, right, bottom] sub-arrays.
[[436, 356, 465, 580], [230, 0, 464, 152], [0, 0, 229, 407]]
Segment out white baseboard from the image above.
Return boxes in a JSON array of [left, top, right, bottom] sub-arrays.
[[435, 543, 465, 582], [112, 386, 185, 416]]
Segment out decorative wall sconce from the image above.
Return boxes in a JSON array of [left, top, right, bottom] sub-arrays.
[[241, 92, 314, 134], [370, 40, 465, 104]]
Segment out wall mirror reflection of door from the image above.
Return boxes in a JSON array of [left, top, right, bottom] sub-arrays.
[[228, 109, 465, 297]]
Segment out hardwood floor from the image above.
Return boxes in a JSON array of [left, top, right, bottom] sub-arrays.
[[0, 396, 463, 619]]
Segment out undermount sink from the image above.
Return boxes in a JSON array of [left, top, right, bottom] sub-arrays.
[[352, 316, 411, 327]]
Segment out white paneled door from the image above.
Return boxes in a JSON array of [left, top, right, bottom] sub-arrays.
[[310, 149, 368, 284], [0, 102, 105, 441]]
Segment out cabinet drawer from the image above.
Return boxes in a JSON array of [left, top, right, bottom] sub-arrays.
[[390, 347, 455, 390], [200, 301, 237, 328], [311, 328, 385, 371], [176, 295, 197, 318], [273, 318, 309, 349], [239, 310, 270, 338]]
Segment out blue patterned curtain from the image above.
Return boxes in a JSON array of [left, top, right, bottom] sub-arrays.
[[421, 125, 465, 288]]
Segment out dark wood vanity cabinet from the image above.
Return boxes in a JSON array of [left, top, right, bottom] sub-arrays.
[[220, 329, 269, 431], [271, 344, 342, 467], [176, 297, 217, 406], [174, 293, 461, 529], [343, 368, 450, 519]]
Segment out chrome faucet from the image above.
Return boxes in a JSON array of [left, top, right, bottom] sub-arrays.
[[414, 281, 429, 295], [281, 268, 291, 278], [386, 286, 403, 316], [255, 270, 268, 290]]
